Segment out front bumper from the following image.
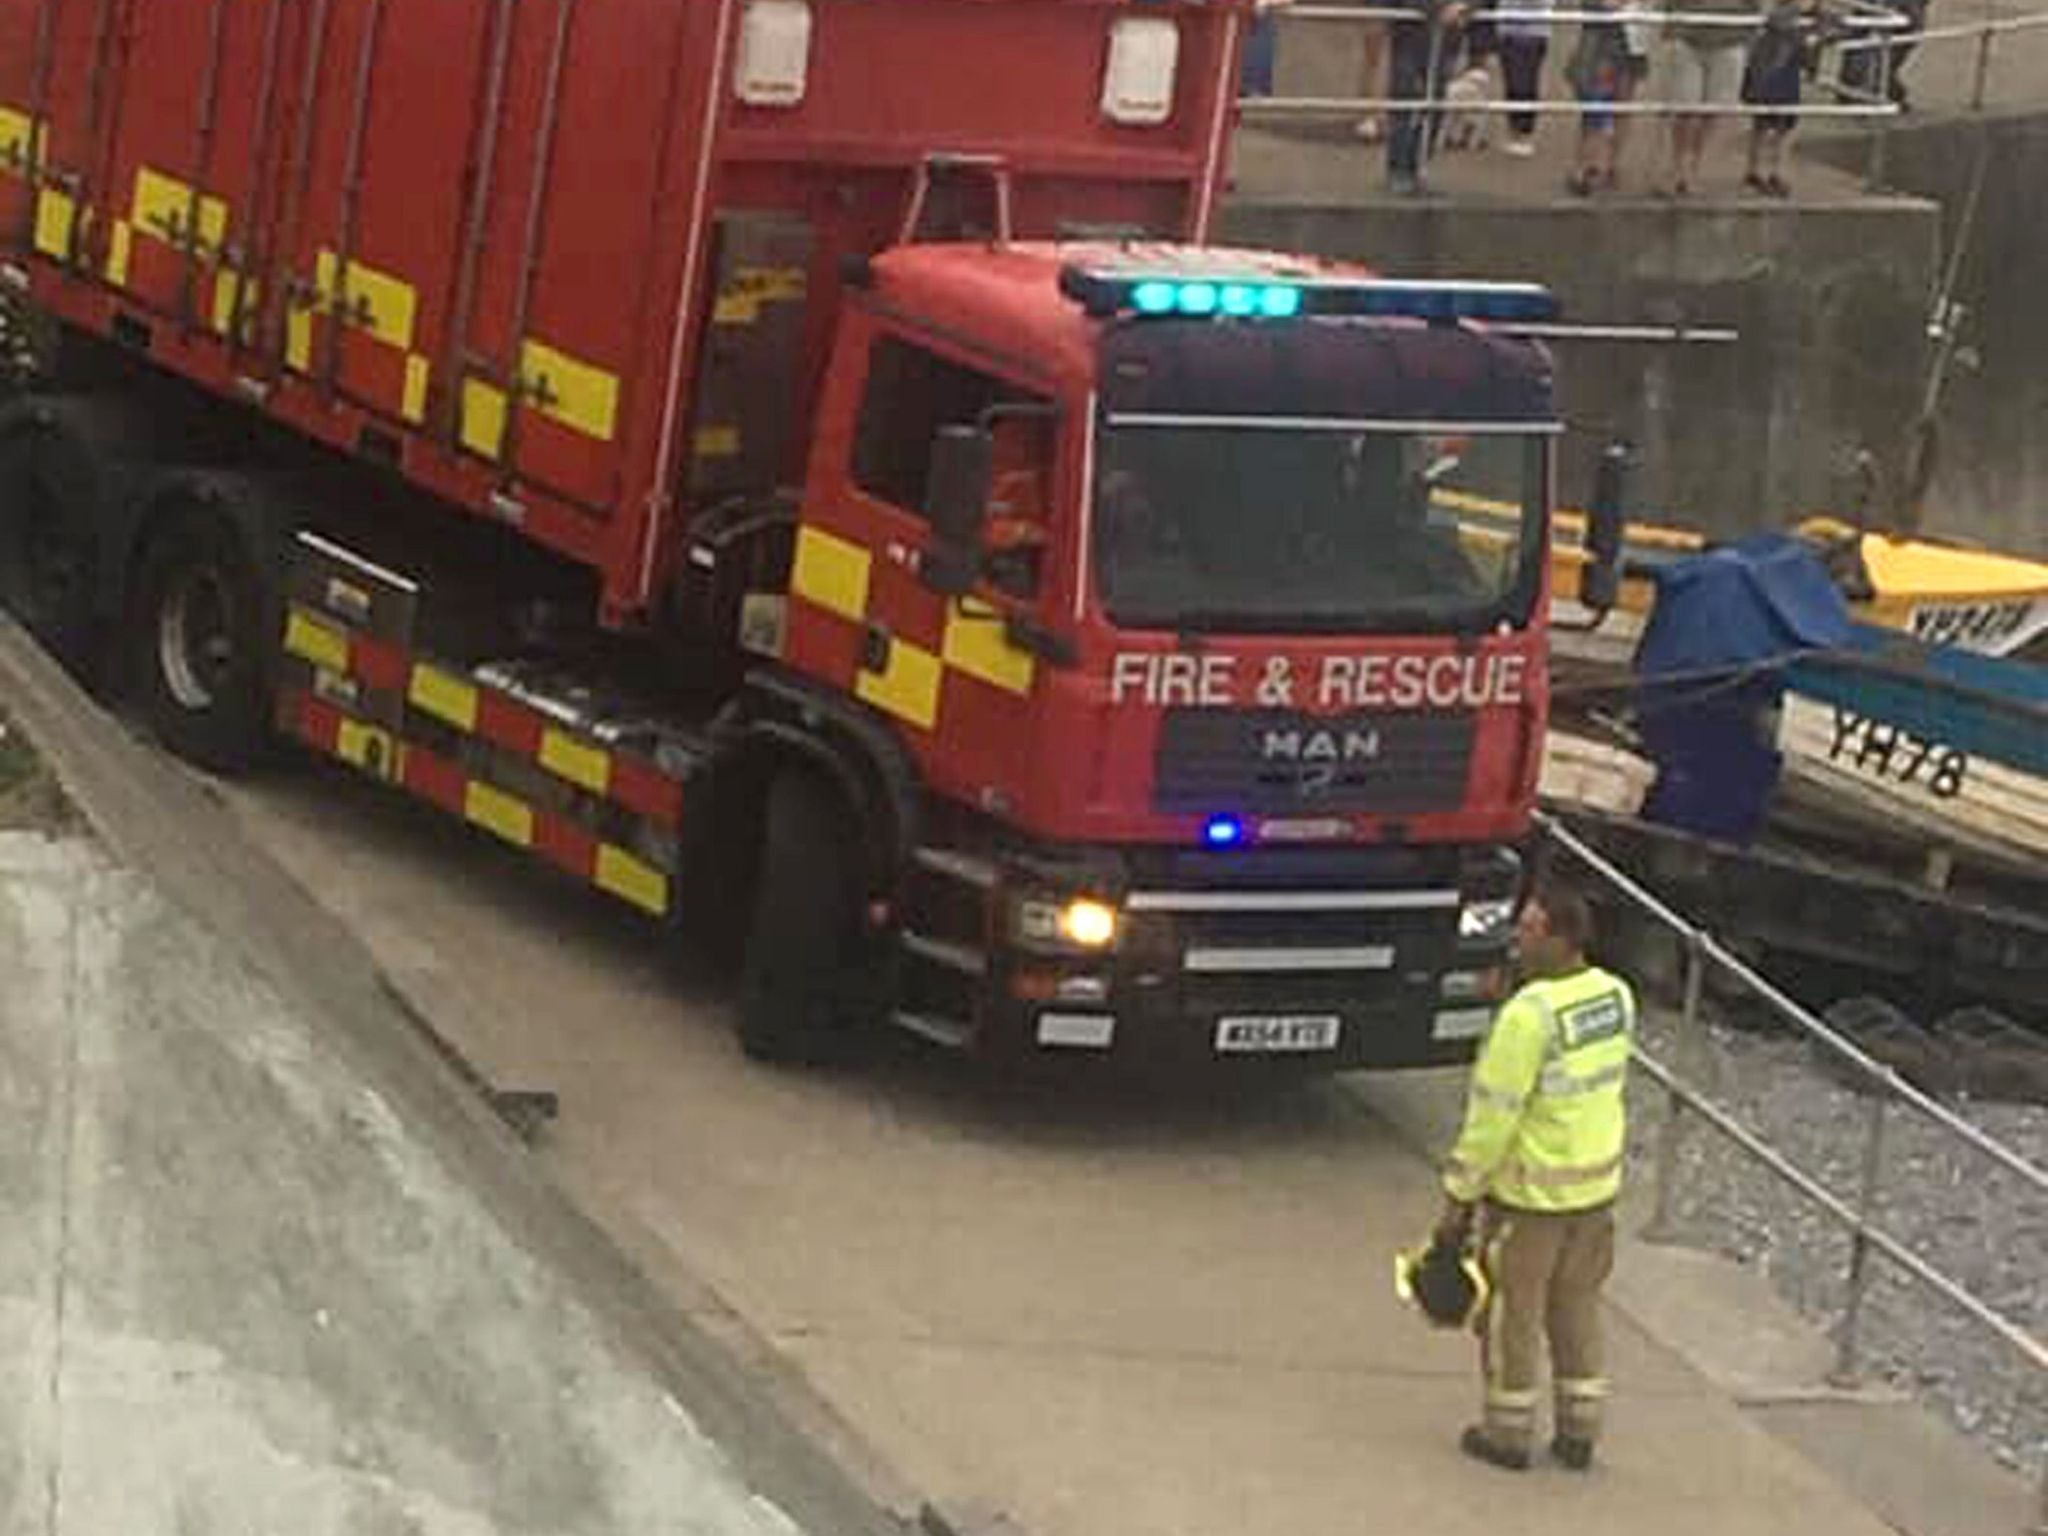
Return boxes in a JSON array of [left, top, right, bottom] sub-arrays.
[[897, 841, 1520, 1073]]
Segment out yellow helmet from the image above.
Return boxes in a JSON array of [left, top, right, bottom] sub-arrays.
[[1394, 1233, 1491, 1330]]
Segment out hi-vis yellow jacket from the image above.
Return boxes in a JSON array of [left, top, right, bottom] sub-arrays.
[[1443, 966, 1636, 1213]]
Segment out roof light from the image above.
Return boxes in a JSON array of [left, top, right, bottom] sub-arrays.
[[1132, 280, 1176, 315], [1058, 265, 1559, 325], [1258, 285, 1303, 319]]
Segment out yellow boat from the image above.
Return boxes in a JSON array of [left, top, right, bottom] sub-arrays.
[[1792, 518, 2048, 657], [1445, 491, 2048, 657]]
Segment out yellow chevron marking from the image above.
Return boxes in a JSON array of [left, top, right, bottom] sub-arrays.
[[463, 780, 534, 848], [595, 845, 668, 916], [408, 664, 479, 733], [284, 608, 350, 674]]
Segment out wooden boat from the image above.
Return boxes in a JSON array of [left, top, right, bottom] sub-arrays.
[[1775, 624, 2048, 886], [1533, 531, 2048, 1035]]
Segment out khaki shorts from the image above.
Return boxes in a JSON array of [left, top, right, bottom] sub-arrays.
[[1665, 37, 1746, 105]]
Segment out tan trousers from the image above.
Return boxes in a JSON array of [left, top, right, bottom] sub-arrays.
[[1477, 1203, 1615, 1454]]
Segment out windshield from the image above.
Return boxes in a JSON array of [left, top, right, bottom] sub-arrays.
[[1093, 420, 1548, 634]]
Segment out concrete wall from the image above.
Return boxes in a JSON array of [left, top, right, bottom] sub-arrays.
[[1219, 197, 1941, 538], [1809, 113, 2048, 557]]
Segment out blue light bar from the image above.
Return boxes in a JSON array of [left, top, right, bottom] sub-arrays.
[[1258, 285, 1303, 319], [1345, 279, 1559, 324], [1132, 280, 1176, 315], [1058, 265, 1559, 325], [1202, 814, 1246, 849]]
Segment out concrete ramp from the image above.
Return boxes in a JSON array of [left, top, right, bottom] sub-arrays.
[[0, 832, 813, 1535]]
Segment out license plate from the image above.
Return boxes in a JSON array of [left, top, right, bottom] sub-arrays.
[[1215, 1015, 1342, 1054]]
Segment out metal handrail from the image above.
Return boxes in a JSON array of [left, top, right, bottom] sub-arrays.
[[1631, 1049, 2048, 1376], [1272, 4, 1910, 26], [1541, 813, 2048, 1197], [1249, 0, 1914, 186], [1243, 96, 1901, 116], [1538, 814, 2046, 1530], [1833, 10, 2048, 50]]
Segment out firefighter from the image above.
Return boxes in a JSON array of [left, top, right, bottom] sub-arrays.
[[983, 414, 1052, 600], [1437, 879, 1635, 1472]]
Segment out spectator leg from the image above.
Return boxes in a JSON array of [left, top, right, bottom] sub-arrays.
[[1388, 39, 1431, 183], [1360, 22, 1390, 138], [1242, 15, 1279, 99], [1502, 37, 1547, 139]]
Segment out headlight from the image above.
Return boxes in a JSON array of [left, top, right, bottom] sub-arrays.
[[1060, 899, 1119, 948], [1459, 897, 1516, 944], [1016, 897, 1120, 951]]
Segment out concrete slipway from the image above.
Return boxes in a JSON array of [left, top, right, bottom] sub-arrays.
[[0, 608, 2035, 1536], [0, 617, 898, 1535]]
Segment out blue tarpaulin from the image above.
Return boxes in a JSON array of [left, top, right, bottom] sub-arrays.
[[1633, 535, 1853, 843], [1636, 533, 1855, 677]]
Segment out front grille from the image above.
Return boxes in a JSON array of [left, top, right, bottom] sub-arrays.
[[1153, 708, 1476, 816], [1121, 899, 1457, 984]]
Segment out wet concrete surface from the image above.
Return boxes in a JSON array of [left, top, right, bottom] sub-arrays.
[[3, 610, 2025, 1536], [216, 752, 1919, 1536], [0, 831, 819, 1534]]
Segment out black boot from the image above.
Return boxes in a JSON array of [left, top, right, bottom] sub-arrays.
[[1552, 1435, 1595, 1471], [1460, 1426, 1531, 1471]]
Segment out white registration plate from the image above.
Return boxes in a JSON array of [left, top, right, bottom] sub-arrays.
[[1215, 1015, 1342, 1054]]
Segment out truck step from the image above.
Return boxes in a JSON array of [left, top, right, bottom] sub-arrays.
[[890, 1010, 975, 1050], [901, 932, 988, 977], [278, 531, 696, 921], [911, 847, 998, 890]]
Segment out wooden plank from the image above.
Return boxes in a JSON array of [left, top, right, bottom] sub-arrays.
[[1540, 731, 1655, 817]]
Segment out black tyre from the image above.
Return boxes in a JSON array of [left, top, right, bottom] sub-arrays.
[[130, 499, 275, 774], [0, 403, 106, 678], [736, 770, 863, 1064]]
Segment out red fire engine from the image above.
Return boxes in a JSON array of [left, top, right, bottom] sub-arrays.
[[0, 0, 1620, 1068]]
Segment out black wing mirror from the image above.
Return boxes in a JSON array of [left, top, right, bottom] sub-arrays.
[[1579, 441, 1631, 617]]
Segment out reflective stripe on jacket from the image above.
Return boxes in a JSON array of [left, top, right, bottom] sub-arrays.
[[1443, 966, 1635, 1212]]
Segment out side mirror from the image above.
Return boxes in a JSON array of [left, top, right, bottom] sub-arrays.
[[921, 424, 993, 597], [1579, 441, 1630, 616]]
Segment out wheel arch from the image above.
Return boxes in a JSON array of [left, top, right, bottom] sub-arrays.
[[0, 395, 187, 618], [684, 668, 923, 953], [120, 469, 291, 631]]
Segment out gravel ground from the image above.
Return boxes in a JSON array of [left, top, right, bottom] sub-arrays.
[[1625, 1004, 2048, 1476]]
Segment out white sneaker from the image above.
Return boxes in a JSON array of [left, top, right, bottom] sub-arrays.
[[1504, 137, 1537, 158]]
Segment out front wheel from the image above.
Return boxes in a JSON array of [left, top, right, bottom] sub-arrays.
[[130, 500, 275, 774], [736, 771, 864, 1065]]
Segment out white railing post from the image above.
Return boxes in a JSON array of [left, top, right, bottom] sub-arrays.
[[1831, 1090, 1891, 1385], [1646, 1082, 1687, 1242]]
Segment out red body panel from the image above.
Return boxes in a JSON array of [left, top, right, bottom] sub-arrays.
[[782, 242, 1557, 850], [0, 0, 1249, 620], [1036, 632, 1550, 847]]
